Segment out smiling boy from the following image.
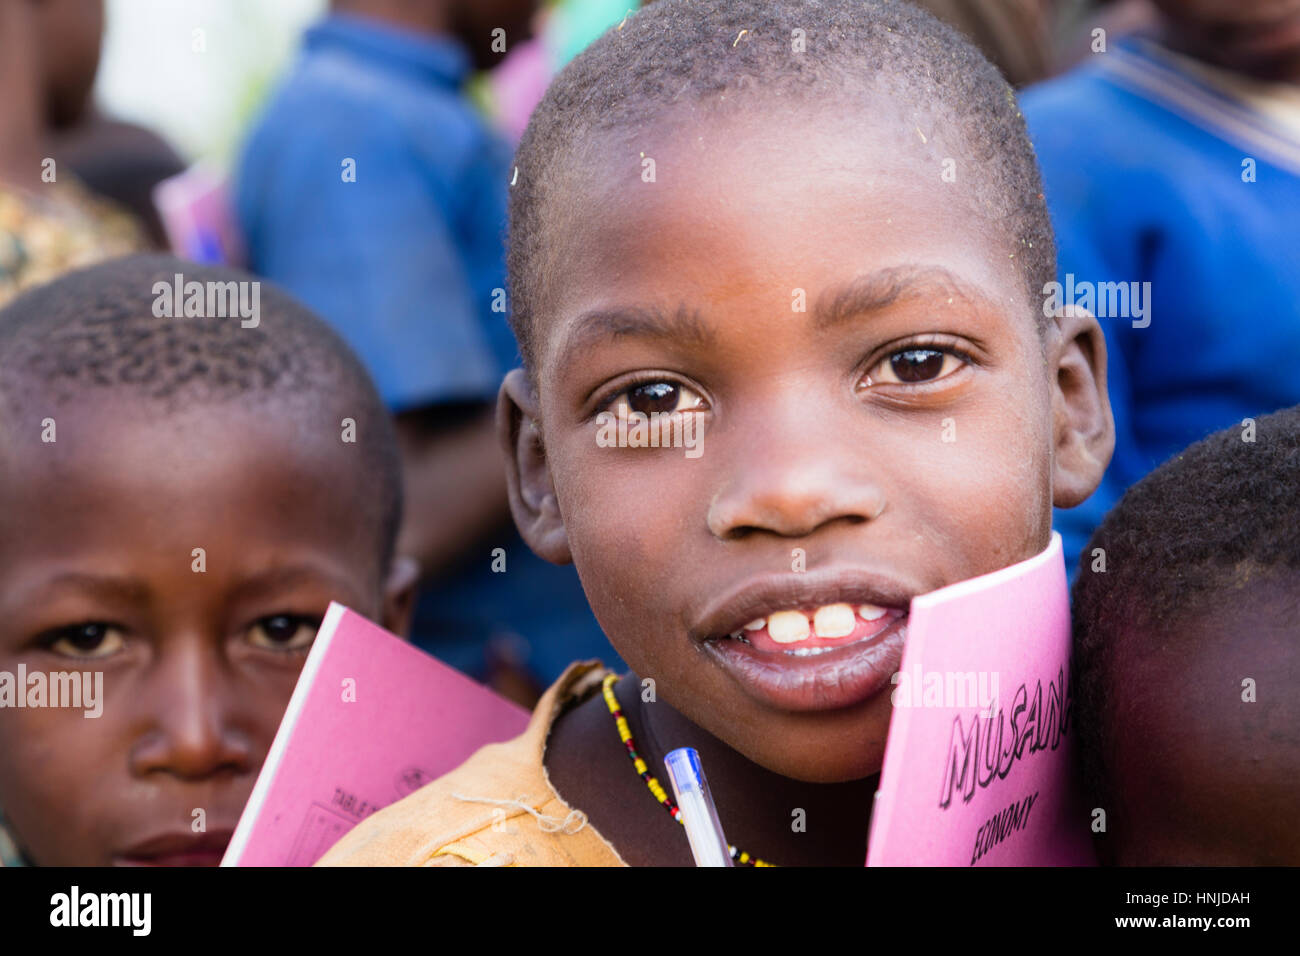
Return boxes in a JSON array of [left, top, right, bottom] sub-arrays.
[[0, 255, 416, 866], [319, 0, 1114, 867]]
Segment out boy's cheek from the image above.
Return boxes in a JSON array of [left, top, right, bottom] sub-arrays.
[[564, 509, 661, 637], [920, 414, 1054, 571], [557, 414, 1051, 602], [0, 713, 113, 865]]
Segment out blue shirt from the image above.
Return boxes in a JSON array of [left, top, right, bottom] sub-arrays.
[[236, 14, 617, 682], [237, 14, 514, 405], [1021, 38, 1300, 575]]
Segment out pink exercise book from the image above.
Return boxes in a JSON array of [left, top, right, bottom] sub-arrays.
[[222, 603, 530, 867], [866, 532, 1096, 866]]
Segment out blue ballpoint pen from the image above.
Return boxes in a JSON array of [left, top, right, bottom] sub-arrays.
[[664, 747, 734, 867]]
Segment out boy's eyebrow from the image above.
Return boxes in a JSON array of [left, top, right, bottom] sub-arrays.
[[20, 572, 153, 606], [556, 304, 716, 363], [556, 267, 989, 364], [226, 563, 360, 605], [8, 566, 355, 613], [814, 266, 984, 330]]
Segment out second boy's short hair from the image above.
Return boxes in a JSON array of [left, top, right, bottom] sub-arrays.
[[506, 0, 1056, 372], [1070, 405, 1300, 821], [0, 254, 404, 570]]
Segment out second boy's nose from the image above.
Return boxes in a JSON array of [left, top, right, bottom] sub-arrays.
[[128, 639, 255, 781]]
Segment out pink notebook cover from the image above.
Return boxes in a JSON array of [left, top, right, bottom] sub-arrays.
[[152, 163, 244, 266], [866, 533, 1095, 866], [221, 603, 530, 867]]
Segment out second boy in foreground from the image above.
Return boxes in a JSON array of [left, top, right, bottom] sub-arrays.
[[0, 255, 416, 866], [1072, 407, 1300, 865]]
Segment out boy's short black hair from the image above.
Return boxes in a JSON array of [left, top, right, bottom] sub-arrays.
[[0, 254, 403, 569], [506, 0, 1055, 372], [1070, 406, 1300, 822]]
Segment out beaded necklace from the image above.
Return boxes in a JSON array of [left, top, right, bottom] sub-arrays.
[[601, 673, 777, 866]]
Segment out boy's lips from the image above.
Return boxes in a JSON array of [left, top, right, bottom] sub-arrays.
[[113, 829, 234, 867], [690, 570, 914, 712]]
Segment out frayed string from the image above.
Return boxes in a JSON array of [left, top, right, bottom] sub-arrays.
[[450, 792, 588, 835]]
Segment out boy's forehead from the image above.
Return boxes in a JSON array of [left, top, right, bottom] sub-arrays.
[[1118, 576, 1299, 731], [3, 393, 336, 471], [0, 397, 370, 536], [534, 106, 1029, 380], [0, 397, 381, 599]]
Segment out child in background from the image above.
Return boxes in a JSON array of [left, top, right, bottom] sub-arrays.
[[0, 0, 147, 305], [51, 110, 187, 250], [319, 0, 1114, 867], [0, 255, 417, 865], [1021, 0, 1300, 573], [236, 0, 612, 702], [1071, 407, 1300, 864]]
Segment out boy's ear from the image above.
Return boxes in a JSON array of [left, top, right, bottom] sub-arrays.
[[380, 555, 421, 639], [1050, 305, 1115, 508], [497, 369, 572, 564]]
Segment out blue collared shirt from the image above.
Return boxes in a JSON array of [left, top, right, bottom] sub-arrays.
[[235, 14, 616, 683], [236, 13, 518, 407], [1021, 38, 1300, 576]]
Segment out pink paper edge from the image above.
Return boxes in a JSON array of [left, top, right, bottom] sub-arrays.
[[219, 601, 348, 866], [865, 532, 1064, 866]]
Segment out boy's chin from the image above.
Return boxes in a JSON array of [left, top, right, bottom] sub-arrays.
[[754, 749, 883, 785], [719, 709, 892, 784]]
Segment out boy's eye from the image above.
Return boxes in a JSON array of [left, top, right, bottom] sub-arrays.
[[247, 615, 319, 652], [610, 381, 706, 417], [867, 348, 964, 386], [45, 623, 126, 660]]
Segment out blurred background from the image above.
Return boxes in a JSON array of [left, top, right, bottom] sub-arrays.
[[73, 0, 1147, 264], [92, 0, 1124, 167], [97, 0, 324, 165]]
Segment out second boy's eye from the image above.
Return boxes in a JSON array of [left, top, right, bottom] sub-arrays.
[[45, 623, 126, 660], [866, 348, 965, 386], [610, 381, 706, 417], [247, 615, 319, 652]]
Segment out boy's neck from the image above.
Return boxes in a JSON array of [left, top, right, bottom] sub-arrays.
[[633, 674, 876, 866], [0, 0, 49, 190], [331, 0, 450, 40], [546, 671, 875, 866]]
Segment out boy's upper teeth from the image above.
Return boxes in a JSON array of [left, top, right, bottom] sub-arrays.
[[767, 610, 810, 643], [812, 603, 855, 637], [744, 602, 890, 644], [857, 604, 887, 621]]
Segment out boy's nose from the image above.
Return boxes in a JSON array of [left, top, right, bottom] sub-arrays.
[[129, 641, 255, 781], [706, 407, 887, 541]]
